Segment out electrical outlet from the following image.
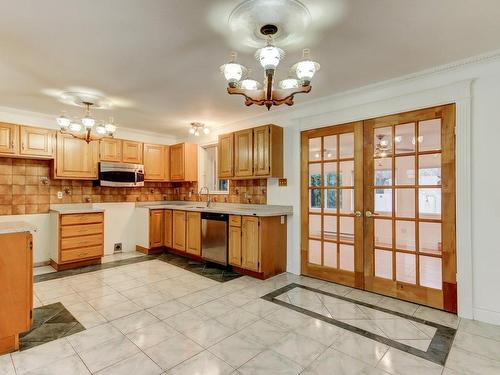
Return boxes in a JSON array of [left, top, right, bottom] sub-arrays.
[[57, 191, 63, 199], [278, 178, 288, 186], [113, 243, 122, 253]]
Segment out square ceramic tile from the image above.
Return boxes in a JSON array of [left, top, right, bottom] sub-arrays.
[[209, 332, 266, 368], [183, 319, 235, 348], [330, 330, 389, 366], [272, 332, 327, 367], [167, 351, 234, 375], [239, 320, 289, 347], [302, 348, 375, 375], [68, 323, 123, 353], [214, 308, 260, 330], [126, 321, 180, 350], [23, 354, 90, 375], [445, 346, 500, 374], [0, 354, 15, 375], [98, 301, 142, 321], [111, 310, 160, 334], [78, 336, 140, 373], [95, 352, 163, 375], [238, 349, 303, 375], [147, 300, 190, 320], [144, 335, 204, 370], [377, 348, 443, 375]]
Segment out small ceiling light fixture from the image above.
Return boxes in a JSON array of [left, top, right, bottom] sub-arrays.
[[190, 122, 210, 137], [55, 92, 117, 143], [220, 23, 320, 110]]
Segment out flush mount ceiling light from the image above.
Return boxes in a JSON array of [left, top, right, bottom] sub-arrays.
[[190, 122, 210, 136], [56, 92, 117, 143]]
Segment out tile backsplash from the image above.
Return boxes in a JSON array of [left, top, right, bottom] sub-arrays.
[[0, 158, 267, 215]]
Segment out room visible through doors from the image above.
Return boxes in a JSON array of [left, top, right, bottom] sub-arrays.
[[301, 104, 457, 313]]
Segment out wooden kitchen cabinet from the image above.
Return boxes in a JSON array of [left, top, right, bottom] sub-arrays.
[[164, 145, 170, 181], [49, 212, 104, 270], [186, 211, 201, 256], [164, 209, 173, 248], [20, 126, 55, 158], [0, 122, 19, 155], [229, 217, 242, 267], [122, 140, 143, 164], [229, 215, 287, 279], [149, 209, 164, 248], [253, 125, 283, 177], [172, 210, 186, 251], [218, 133, 234, 178], [170, 143, 198, 181], [54, 134, 99, 179], [0, 231, 32, 355], [99, 138, 122, 162], [234, 129, 253, 177], [144, 143, 165, 181]]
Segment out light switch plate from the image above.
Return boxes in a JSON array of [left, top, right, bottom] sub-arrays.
[[278, 178, 287, 186]]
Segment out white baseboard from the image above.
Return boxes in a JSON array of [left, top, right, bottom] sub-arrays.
[[473, 307, 500, 326]]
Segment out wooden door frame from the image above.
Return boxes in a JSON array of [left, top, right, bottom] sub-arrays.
[[300, 121, 364, 289], [300, 105, 457, 312]]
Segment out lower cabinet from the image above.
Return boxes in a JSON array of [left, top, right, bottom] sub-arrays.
[[186, 212, 201, 256], [0, 231, 33, 354], [229, 215, 287, 279], [50, 212, 104, 270], [149, 209, 164, 248], [172, 210, 186, 251]]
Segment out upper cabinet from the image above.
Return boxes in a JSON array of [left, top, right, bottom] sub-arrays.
[[170, 143, 198, 181], [54, 134, 99, 179], [218, 133, 234, 178], [100, 139, 143, 164], [0, 123, 19, 155], [20, 126, 55, 158], [222, 124, 283, 179], [99, 138, 122, 162], [122, 140, 143, 164], [143, 143, 165, 181]]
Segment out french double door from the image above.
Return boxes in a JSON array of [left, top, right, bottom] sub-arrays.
[[301, 104, 456, 312]]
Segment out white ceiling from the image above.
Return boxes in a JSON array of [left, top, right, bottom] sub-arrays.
[[1, 0, 500, 136]]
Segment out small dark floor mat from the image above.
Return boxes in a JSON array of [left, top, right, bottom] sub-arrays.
[[19, 302, 85, 351]]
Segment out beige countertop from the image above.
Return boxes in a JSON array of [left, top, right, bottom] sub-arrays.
[[136, 201, 293, 217], [0, 221, 37, 234], [49, 204, 105, 214]]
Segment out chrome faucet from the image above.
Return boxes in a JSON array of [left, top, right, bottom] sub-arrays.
[[199, 186, 212, 208]]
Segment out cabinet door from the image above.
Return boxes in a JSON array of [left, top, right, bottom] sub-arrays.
[[122, 140, 143, 164], [170, 144, 185, 181], [55, 134, 99, 179], [99, 138, 122, 162], [149, 210, 164, 248], [0, 232, 32, 339], [20, 126, 54, 158], [186, 212, 201, 256], [218, 133, 234, 178], [164, 210, 172, 248], [144, 143, 165, 181], [172, 210, 186, 251], [0, 122, 19, 155], [164, 145, 170, 181], [229, 225, 242, 266], [253, 125, 270, 176], [234, 129, 253, 177], [241, 216, 260, 271]]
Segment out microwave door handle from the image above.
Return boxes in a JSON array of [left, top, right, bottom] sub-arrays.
[[134, 171, 137, 185]]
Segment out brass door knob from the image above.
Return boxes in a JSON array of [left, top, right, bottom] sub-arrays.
[[365, 211, 374, 218], [353, 211, 362, 217]]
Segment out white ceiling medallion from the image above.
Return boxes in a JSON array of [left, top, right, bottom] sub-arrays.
[[56, 91, 117, 143]]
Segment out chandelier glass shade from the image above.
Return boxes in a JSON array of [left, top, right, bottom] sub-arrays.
[[219, 25, 320, 110], [56, 101, 117, 144]]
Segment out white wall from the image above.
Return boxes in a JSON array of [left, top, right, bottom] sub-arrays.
[[215, 51, 500, 325]]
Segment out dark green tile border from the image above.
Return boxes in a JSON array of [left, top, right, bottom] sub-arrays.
[[261, 283, 456, 366], [19, 302, 85, 351]]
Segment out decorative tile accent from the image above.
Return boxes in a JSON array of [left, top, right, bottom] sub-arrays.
[[262, 283, 456, 366], [0, 158, 267, 215], [19, 302, 85, 351]]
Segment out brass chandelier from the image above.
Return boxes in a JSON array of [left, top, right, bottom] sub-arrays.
[[220, 24, 320, 110]]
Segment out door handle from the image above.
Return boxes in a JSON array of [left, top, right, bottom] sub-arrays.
[[365, 211, 378, 218], [353, 211, 362, 217]]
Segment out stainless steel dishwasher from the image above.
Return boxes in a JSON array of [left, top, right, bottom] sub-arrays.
[[201, 212, 228, 265]]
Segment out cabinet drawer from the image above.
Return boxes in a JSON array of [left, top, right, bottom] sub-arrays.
[[61, 223, 103, 238], [61, 213, 103, 225], [229, 215, 241, 227], [61, 234, 103, 250], [60, 246, 103, 262]]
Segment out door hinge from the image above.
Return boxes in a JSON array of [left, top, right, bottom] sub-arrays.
[[29, 240, 33, 251], [30, 309, 32, 319]]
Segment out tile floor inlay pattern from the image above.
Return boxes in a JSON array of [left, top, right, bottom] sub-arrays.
[[262, 283, 456, 365], [19, 302, 85, 351]]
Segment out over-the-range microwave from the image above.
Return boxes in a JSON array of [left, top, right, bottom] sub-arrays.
[[97, 161, 145, 187]]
